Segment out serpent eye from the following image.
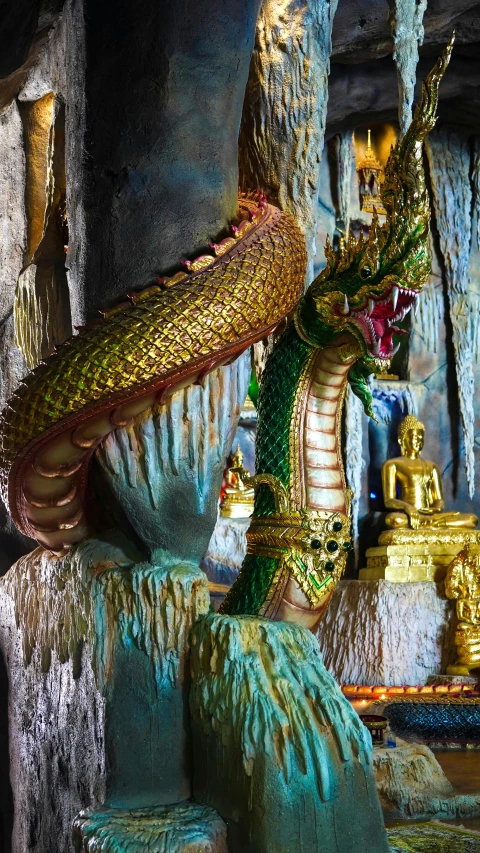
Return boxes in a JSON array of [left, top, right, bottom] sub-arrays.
[[359, 264, 372, 280]]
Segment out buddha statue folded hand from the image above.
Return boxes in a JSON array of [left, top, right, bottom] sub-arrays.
[[360, 415, 480, 582]]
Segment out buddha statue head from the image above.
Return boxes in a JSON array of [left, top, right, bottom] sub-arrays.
[[398, 415, 425, 459]]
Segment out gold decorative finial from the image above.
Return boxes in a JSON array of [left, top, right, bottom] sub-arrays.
[[356, 128, 387, 216], [357, 129, 382, 174]]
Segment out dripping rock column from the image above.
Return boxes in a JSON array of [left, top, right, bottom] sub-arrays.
[[190, 613, 390, 853], [0, 539, 216, 852]]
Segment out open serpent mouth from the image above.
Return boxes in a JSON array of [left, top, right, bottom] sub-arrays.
[[338, 285, 418, 359]]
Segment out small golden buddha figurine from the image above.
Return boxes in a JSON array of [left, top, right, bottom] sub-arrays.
[[382, 415, 478, 530], [445, 544, 480, 675], [220, 446, 255, 519]]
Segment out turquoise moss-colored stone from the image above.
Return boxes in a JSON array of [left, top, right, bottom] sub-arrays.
[[190, 613, 389, 853]]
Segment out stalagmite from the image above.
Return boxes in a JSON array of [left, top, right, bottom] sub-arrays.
[[426, 128, 476, 496], [190, 612, 388, 853], [387, 0, 428, 136], [239, 0, 339, 275]]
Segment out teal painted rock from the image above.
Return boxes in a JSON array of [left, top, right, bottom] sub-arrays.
[[190, 613, 389, 853], [73, 802, 227, 852], [0, 538, 212, 850]]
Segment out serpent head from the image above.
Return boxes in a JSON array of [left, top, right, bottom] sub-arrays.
[[295, 38, 453, 418]]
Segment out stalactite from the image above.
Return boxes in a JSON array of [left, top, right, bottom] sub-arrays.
[[411, 235, 444, 354], [337, 127, 365, 562], [471, 294, 480, 364], [14, 96, 71, 368], [411, 279, 443, 354], [338, 131, 354, 234], [426, 128, 476, 497], [470, 137, 480, 363], [96, 357, 250, 517], [239, 0, 339, 277], [387, 0, 428, 136], [344, 387, 365, 566], [472, 137, 480, 250], [372, 383, 417, 425]]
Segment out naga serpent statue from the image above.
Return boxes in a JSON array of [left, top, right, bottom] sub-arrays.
[[221, 40, 453, 630], [0, 41, 451, 635]]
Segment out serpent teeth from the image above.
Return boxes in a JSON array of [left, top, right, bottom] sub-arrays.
[[367, 299, 375, 316], [339, 294, 350, 316], [391, 286, 399, 311]]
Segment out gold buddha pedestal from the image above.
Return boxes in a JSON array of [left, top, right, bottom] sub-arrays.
[[359, 415, 480, 582], [220, 446, 255, 519], [445, 544, 480, 675]]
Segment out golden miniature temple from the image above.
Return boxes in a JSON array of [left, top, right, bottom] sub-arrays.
[[360, 416, 480, 581], [356, 129, 387, 216]]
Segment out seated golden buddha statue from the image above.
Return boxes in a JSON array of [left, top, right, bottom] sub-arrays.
[[220, 446, 255, 519], [383, 415, 477, 530], [360, 415, 480, 582]]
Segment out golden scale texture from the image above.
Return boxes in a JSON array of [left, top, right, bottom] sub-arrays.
[[0, 194, 307, 544]]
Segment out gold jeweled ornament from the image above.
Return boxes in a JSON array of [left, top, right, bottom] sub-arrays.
[[242, 473, 352, 615]]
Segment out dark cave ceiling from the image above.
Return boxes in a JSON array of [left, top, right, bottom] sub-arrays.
[[0, 0, 479, 135], [328, 0, 480, 136]]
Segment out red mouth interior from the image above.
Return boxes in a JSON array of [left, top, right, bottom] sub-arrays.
[[338, 286, 417, 359]]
